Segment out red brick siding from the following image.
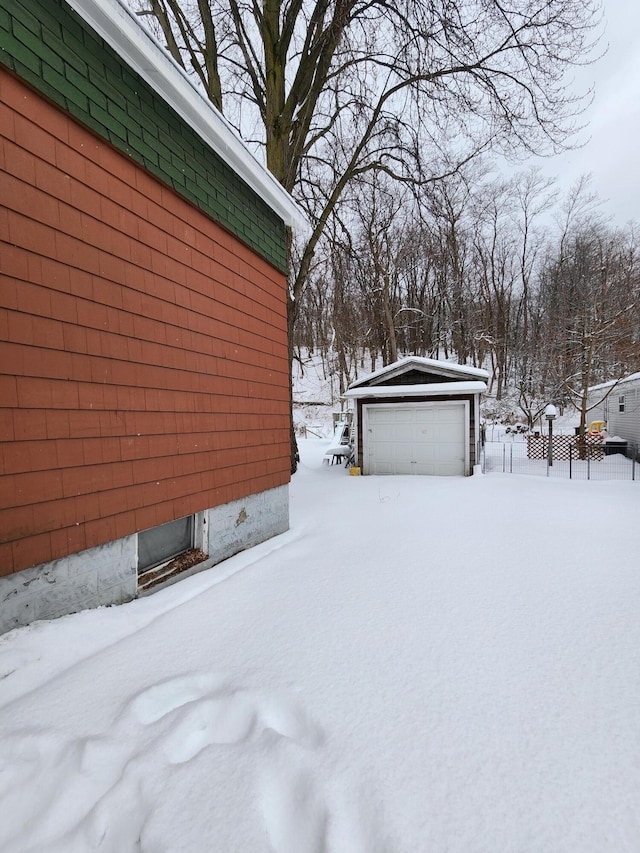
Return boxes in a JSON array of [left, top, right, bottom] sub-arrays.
[[0, 69, 290, 576]]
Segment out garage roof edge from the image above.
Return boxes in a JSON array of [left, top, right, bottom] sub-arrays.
[[344, 381, 487, 399], [348, 357, 489, 389]]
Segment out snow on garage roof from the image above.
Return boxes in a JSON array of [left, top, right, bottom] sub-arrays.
[[344, 381, 487, 399], [65, 0, 308, 231], [347, 357, 489, 390]]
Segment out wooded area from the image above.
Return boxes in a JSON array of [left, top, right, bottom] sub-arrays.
[[293, 171, 640, 432], [128, 0, 638, 457]]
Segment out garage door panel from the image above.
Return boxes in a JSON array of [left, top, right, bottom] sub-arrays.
[[433, 425, 465, 443], [369, 440, 395, 459], [415, 464, 435, 476], [371, 460, 396, 474], [368, 426, 413, 446], [368, 409, 393, 425], [395, 424, 414, 442], [413, 442, 437, 463], [393, 409, 417, 424], [373, 424, 408, 442], [440, 462, 463, 475]]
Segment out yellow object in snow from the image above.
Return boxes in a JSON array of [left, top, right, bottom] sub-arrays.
[[349, 467, 361, 476], [588, 420, 607, 435]]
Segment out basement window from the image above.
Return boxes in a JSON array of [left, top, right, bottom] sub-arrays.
[[138, 515, 194, 573]]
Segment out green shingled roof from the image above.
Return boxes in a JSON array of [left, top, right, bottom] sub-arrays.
[[0, 0, 290, 272]]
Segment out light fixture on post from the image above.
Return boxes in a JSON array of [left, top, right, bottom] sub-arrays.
[[544, 404, 557, 468]]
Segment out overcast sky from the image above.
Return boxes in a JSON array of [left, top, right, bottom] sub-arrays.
[[541, 0, 640, 225]]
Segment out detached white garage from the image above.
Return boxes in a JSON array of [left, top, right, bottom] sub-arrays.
[[344, 358, 488, 476]]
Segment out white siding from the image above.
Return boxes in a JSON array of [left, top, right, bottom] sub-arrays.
[[588, 378, 640, 445]]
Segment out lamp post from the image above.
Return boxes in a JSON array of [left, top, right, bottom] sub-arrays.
[[545, 404, 557, 468]]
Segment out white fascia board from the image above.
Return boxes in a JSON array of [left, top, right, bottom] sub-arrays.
[[344, 381, 487, 399], [64, 0, 309, 231], [348, 357, 489, 389]]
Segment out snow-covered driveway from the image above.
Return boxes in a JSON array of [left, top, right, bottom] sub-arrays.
[[1, 440, 639, 852]]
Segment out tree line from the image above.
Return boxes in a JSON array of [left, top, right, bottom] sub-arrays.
[[293, 171, 640, 432], [130, 0, 604, 462]]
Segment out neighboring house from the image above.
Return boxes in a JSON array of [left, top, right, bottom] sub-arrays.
[[0, 0, 307, 633], [587, 372, 640, 448], [344, 357, 488, 476]]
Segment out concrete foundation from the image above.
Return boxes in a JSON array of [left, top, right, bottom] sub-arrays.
[[206, 484, 289, 565], [0, 537, 137, 635], [0, 485, 289, 635]]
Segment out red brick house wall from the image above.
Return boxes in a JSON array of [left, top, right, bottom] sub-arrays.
[[0, 69, 290, 576]]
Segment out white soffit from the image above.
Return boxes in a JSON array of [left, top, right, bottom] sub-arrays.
[[344, 381, 487, 399], [64, 0, 309, 231]]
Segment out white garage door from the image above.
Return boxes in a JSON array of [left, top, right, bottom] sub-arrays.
[[364, 403, 467, 475]]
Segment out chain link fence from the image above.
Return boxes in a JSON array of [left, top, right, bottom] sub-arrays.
[[480, 436, 638, 481]]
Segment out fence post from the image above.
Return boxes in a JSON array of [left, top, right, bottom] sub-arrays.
[[510, 443, 513, 473], [587, 445, 591, 480], [546, 436, 549, 477], [569, 445, 572, 480], [502, 443, 506, 473]]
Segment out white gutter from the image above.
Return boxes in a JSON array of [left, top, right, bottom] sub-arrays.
[[64, 0, 309, 232], [344, 381, 487, 399]]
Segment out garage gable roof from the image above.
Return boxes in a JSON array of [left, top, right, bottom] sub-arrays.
[[347, 357, 489, 391]]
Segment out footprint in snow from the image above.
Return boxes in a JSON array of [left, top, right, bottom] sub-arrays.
[[127, 672, 322, 764], [259, 757, 392, 853], [0, 729, 147, 852], [127, 673, 389, 851], [261, 763, 329, 853]]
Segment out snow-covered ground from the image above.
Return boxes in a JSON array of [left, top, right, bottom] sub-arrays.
[[1, 441, 639, 852]]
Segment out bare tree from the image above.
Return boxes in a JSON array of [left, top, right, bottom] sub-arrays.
[[539, 194, 640, 436], [132, 0, 600, 467], [424, 176, 476, 366], [297, 173, 639, 432]]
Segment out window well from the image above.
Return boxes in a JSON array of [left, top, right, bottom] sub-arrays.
[[138, 515, 194, 573]]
